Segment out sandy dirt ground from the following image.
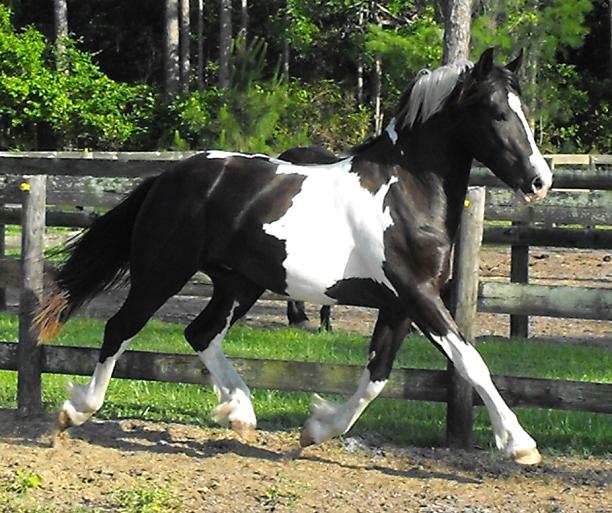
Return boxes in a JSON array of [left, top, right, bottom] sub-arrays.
[[0, 411, 610, 513]]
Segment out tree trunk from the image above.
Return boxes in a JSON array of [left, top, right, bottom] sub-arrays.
[[521, 0, 539, 132], [283, 11, 290, 79], [179, 0, 191, 95], [239, 0, 248, 41], [372, 55, 383, 135], [53, 0, 68, 70], [357, 55, 364, 105], [219, 0, 233, 90], [197, 0, 205, 91], [165, 0, 181, 99], [356, 9, 365, 105], [442, 0, 473, 64], [609, 0, 612, 78]]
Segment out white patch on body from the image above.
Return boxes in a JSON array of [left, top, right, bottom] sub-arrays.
[[507, 93, 553, 193], [263, 158, 399, 303], [205, 150, 285, 165], [430, 332, 537, 455], [61, 339, 131, 426], [198, 302, 256, 428], [302, 369, 387, 444]]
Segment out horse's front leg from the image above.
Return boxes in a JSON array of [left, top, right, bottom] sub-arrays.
[[300, 311, 411, 446], [407, 287, 541, 465]]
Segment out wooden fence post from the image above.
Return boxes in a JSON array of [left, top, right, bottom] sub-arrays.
[[17, 175, 46, 416], [0, 209, 5, 310], [446, 186, 486, 449], [510, 231, 529, 338]]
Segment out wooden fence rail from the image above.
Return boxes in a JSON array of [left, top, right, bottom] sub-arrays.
[[1, 342, 611, 414]]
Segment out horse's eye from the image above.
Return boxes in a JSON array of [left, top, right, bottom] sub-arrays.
[[494, 110, 508, 122]]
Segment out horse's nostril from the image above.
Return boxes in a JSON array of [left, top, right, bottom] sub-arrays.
[[531, 176, 545, 193]]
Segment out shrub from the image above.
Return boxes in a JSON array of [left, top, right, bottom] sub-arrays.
[[0, 5, 155, 150]]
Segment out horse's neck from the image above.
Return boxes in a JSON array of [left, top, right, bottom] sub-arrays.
[[394, 120, 473, 240]]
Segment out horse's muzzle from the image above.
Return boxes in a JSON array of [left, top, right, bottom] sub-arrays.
[[521, 175, 551, 202]]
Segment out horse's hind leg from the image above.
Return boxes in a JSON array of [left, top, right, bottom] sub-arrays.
[[319, 305, 332, 332], [184, 270, 263, 436], [57, 267, 196, 431], [287, 300, 309, 328], [301, 310, 411, 446]]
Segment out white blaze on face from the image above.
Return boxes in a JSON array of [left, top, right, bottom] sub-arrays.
[[507, 92, 553, 196], [263, 158, 398, 303]]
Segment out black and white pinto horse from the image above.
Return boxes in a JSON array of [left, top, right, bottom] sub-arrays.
[[278, 146, 340, 331], [36, 49, 552, 465]]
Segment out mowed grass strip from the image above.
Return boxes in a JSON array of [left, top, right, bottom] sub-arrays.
[[0, 313, 610, 456]]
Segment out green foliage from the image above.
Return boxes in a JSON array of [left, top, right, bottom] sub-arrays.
[[3, 470, 43, 495], [365, 8, 443, 104], [278, 79, 371, 152], [470, 0, 608, 152], [166, 35, 370, 154], [167, 79, 370, 154], [115, 486, 181, 513], [0, 469, 49, 513], [0, 5, 155, 150], [1, 0, 609, 153]]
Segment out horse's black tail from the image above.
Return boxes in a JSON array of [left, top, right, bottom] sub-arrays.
[[35, 176, 158, 342]]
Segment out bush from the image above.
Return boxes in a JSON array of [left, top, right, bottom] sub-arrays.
[[0, 5, 155, 150], [167, 79, 371, 154]]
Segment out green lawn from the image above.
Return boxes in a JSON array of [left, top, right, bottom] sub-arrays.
[[0, 313, 610, 456]]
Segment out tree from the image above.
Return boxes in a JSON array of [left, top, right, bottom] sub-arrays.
[[164, 0, 180, 99], [53, 0, 68, 69], [0, 5, 155, 150], [239, 0, 249, 41], [197, 0, 205, 91], [609, 0, 612, 77], [442, 0, 473, 64], [471, 0, 594, 150], [219, 0, 232, 90], [180, 0, 190, 95]]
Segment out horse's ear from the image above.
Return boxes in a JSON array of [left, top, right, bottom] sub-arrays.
[[473, 48, 495, 78], [505, 49, 524, 73]]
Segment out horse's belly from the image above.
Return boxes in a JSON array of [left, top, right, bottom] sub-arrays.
[[281, 241, 354, 304]]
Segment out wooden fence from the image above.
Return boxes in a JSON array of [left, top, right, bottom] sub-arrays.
[[0, 152, 611, 448]]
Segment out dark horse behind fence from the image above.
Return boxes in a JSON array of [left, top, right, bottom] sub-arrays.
[[36, 49, 551, 465]]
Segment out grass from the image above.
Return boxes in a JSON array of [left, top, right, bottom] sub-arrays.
[[0, 313, 610, 456], [0, 468, 182, 513]]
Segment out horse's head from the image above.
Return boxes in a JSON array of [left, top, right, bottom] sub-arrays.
[[454, 48, 552, 202]]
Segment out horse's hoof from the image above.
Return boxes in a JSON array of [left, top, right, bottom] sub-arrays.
[[57, 409, 73, 431], [512, 447, 542, 466], [48, 410, 72, 447], [284, 447, 303, 460], [230, 420, 256, 441], [299, 430, 314, 448]]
